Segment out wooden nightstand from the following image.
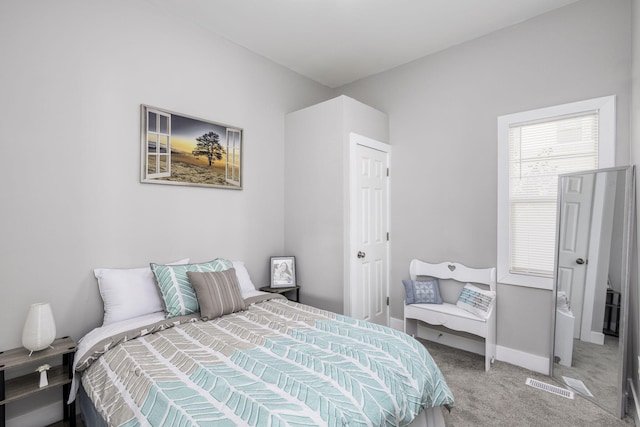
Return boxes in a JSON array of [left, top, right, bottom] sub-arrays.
[[259, 285, 301, 302], [0, 336, 77, 427]]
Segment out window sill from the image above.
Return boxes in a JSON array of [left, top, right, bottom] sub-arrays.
[[497, 271, 553, 290]]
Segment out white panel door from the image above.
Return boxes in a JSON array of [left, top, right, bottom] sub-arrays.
[[350, 138, 389, 325], [557, 173, 594, 338]]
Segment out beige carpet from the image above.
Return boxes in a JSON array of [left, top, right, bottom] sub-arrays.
[[421, 339, 635, 427], [553, 335, 620, 414]]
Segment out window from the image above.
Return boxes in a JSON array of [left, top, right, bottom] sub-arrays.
[[225, 128, 241, 186], [497, 96, 615, 289], [145, 109, 171, 179]]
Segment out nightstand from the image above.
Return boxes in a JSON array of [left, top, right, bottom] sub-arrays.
[[0, 336, 77, 427], [259, 285, 301, 302]]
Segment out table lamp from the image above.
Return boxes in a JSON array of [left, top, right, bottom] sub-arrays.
[[22, 303, 56, 356]]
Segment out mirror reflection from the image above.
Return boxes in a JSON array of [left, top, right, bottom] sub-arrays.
[[551, 166, 634, 418]]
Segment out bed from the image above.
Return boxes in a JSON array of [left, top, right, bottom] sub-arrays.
[[70, 259, 453, 426]]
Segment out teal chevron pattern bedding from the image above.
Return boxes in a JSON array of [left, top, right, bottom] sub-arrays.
[[81, 299, 453, 426]]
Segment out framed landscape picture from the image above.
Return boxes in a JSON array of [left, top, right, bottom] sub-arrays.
[[140, 105, 242, 189], [270, 256, 296, 288]]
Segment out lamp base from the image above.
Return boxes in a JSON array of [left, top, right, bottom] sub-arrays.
[[27, 344, 54, 357]]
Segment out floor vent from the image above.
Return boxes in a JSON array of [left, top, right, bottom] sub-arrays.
[[525, 378, 575, 399]]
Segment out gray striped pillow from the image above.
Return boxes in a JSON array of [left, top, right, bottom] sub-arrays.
[[187, 268, 246, 320]]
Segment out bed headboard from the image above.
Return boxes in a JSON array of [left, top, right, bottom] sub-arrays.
[[409, 259, 496, 292]]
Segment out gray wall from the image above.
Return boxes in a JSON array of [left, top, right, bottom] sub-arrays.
[[285, 98, 345, 313], [0, 1, 332, 422], [0, 1, 333, 344], [339, 0, 632, 358]]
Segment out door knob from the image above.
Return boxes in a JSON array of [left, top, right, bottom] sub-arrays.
[[576, 258, 586, 265], [357, 251, 366, 259]]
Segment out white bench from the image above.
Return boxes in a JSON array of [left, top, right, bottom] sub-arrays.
[[404, 259, 497, 371]]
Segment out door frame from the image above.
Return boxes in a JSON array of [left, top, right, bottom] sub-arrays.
[[344, 132, 390, 325]]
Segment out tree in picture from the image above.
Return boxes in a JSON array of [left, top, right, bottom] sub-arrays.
[[192, 132, 225, 167]]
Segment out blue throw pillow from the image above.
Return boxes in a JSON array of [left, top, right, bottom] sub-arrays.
[[403, 278, 443, 305]]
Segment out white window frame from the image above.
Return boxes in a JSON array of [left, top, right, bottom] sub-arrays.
[[497, 96, 616, 290], [145, 108, 171, 179], [225, 128, 241, 186]]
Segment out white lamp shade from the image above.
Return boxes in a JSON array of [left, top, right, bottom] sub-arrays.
[[22, 303, 56, 352]]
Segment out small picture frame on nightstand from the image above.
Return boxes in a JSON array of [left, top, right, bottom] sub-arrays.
[[270, 256, 296, 288]]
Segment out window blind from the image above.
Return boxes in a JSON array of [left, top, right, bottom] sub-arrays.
[[508, 112, 599, 276]]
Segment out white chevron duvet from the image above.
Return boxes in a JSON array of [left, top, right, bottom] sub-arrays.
[[78, 297, 453, 426]]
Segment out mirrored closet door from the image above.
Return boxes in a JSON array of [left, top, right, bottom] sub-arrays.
[[550, 166, 634, 418]]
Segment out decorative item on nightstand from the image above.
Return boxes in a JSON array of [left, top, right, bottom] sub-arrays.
[[22, 303, 56, 356], [36, 364, 50, 388], [270, 256, 296, 288]]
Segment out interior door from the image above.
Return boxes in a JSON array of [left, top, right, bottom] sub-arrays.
[[556, 173, 595, 338], [349, 135, 389, 326], [580, 172, 617, 344]]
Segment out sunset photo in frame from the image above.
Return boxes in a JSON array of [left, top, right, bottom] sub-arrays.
[[270, 256, 296, 288], [141, 105, 242, 189]]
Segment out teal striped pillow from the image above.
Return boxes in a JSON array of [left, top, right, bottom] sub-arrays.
[[151, 258, 233, 318]]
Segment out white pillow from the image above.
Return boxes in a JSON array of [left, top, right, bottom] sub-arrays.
[[95, 258, 189, 326], [456, 283, 496, 319], [232, 261, 257, 295]]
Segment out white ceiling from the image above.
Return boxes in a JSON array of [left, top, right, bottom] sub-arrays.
[[150, 0, 580, 88]]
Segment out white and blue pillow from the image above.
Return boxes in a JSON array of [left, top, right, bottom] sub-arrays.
[[402, 278, 443, 305], [456, 283, 496, 319], [151, 258, 233, 318]]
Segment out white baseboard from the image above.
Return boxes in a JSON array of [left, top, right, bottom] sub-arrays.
[[7, 401, 61, 427], [390, 316, 404, 332], [394, 316, 550, 375], [496, 345, 550, 375], [586, 331, 605, 346]]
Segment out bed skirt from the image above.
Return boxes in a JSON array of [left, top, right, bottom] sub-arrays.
[[79, 383, 107, 427]]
